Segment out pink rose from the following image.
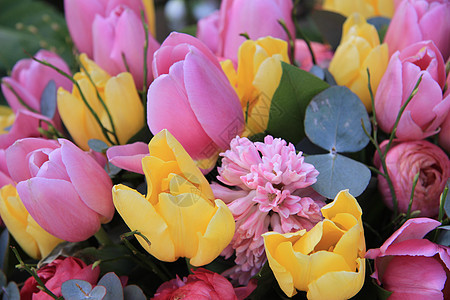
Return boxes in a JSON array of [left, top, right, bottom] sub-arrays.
[[374, 140, 450, 217], [375, 41, 450, 140], [384, 0, 450, 59], [197, 0, 295, 62], [20, 256, 100, 300], [6, 138, 114, 241], [152, 268, 256, 300], [366, 218, 450, 299], [148, 33, 244, 163], [92, 5, 160, 90]]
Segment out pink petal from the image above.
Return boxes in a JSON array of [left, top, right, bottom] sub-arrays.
[[1, 77, 40, 113], [197, 11, 220, 54], [92, 13, 121, 76], [17, 178, 101, 242], [60, 139, 114, 222], [106, 142, 149, 174]]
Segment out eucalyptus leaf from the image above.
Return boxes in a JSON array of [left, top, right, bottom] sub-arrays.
[[305, 153, 371, 198], [309, 65, 325, 80], [97, 273, 123, 300], [88, 139, 109, 153], [61, 280, 106, 300], [443, 180, 450, 217], [106, 162, 122, 177], [305, 86, 371, 153], [367, 17, 390, 43], [437, 230, 450, 247], [40, 80, 56, 119], [311, 10, 346, 50], [123, 285, 146, 300], [0, 229, 9, 271], [266, 62, 329, 144], [372, 279, 393, 300], [0, 270, 6, 288], [2, 282, 20, 300]]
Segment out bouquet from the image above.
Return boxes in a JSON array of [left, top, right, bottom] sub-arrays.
[[0, 0, 448, 299]]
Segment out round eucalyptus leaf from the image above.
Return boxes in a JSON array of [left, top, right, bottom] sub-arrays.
[[61, 279, 106, 300], [123, 285, 146, 300], [40, 80, 56, 119], [305, 153, 371, 199], [97, 272, 123, 300], [0, 270, 6, 288], [0, 229, 9, 271], [305, 86, 371, 153], [88, 139, 109, 153], [2, 281, 20, 300]]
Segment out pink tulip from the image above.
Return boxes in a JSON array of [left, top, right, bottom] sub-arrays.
[[294, 39, 333, 71], [196, 11, 220, 55], [92, 5, 160, 90], [375, 41, 450, 140], [106, 142, 149, 174], [7, 138, 114, 242], [20, 256, 100, 300], [148, 33, 244, 162], [64, 0, 153, 58], [384, 0, 450, 59], [374, 140, 450, 217], [439, 74, 450, 153], [366, 218, 450, 299], [1, 50, 71, 127], [197, 0, 295, 62]]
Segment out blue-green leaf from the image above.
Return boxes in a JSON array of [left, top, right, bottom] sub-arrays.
[[97, 273, 123, 300], [305, 86, 371, 153], [367, 17, 390, 43], [305, 153, 371, 198], [88, 139, 109, 153], [61, 279, 106, 300], [266, 62, 329, 144], [2, 282, 20, 300], [40, 79, 56, 119], [0, 229, 9, 271], [123, 285, 146, 300]]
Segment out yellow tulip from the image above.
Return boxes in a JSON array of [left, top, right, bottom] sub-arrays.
[[112, 129, 235, 266], [0, 106, 14, 134], [263, 190, 365, 299], [329, 13, 388, 111], [57, 54, 144, 150], [0, 185, 63, 259], [221, 37, 289, 136], [323, 0, 394, 18]]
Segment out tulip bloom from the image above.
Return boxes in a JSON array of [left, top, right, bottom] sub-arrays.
[[294, 39, 333, 71], [20, 256, 100, 300], [1, 49, 71, 127], [384, 0, 450, 59], [113, 130, 235, 266], [322, 0, 395, 18], [92, 5, 160, 90], [57, 54, 144, 150], [0, 185, 63, 259], [221, 37, 290, 136], [197, 0, 295, 62], [263, 190, 366, 299], [375, 41, 450, 140], [148, 33, 243, 169], [7, 138, 114, 242], [64, 0, 155, 58], [329, 13, 389, 111], [374, 140, 450, 217], [366, 218, 450, 299]]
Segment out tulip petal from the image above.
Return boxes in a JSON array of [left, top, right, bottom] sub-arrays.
[[321, 190, 362, 221], [60, 139, 114, 222], [191, 199, 235, 266], [113, 184, 175, 261], [307, 258, 365, 300], [17, 178, 100, 242], [184, 48, 244, 150], [107, 142, 149, 174]]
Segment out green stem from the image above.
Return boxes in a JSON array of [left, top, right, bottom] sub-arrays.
[[94, 226, 113, 247], [294, 20, 317, 66], [2, 81, 39, 113], [141, 10, 149, 106], [278, 19, 296, 66], [405, 171, 420, 220]]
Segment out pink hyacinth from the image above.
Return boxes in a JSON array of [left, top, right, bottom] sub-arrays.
[[211, 135, 325, 284]]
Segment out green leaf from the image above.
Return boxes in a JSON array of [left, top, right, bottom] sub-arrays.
[[97, 273, 124, 300], [266, 62, 329, 144], [305, 153, 371, 198], [305, 86, 371, 153], [0, 0, 74, 76], [40, 79, 56, 119], [371, 279, 393, 300], [2, 281, 20, 300], [437, 226, 450, 247], [311, 10, 346, 50], [443, 180, 450, 217], [123, 285, 146, 300]]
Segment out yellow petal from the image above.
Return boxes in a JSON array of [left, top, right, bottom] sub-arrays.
[[329, 42, 361, 86], [112, 184, 176, 262], [293, 222, 324, 254], [105, 72, 144, 144], [321, 190, 362, 222], [306, 258, 366, 300], [191, 199, 235, 266]]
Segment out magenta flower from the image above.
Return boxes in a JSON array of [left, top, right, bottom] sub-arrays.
[[366, 218, 450, 299], [211, 135, 325, 284]]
